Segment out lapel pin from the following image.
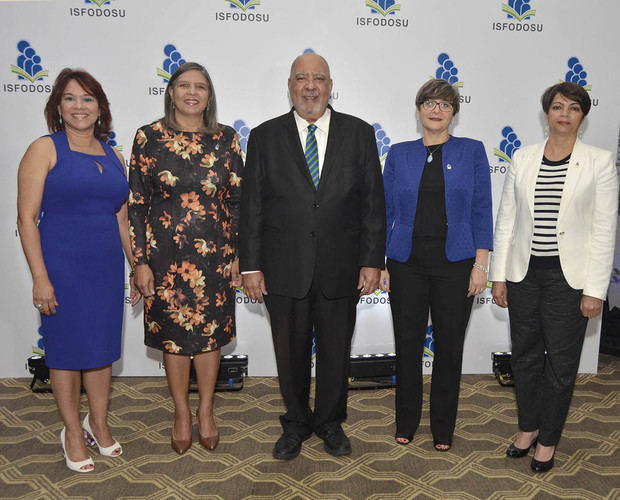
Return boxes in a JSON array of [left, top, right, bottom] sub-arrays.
[[575, 161, 579, 168], [447, 164, 452, 170]]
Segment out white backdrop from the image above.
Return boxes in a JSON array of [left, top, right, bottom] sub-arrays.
[[1, 0, 619, 377]]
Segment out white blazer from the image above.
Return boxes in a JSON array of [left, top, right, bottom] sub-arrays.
[[489, 139, 619, 300]]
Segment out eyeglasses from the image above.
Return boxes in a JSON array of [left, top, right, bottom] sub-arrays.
[[422, 100, 453, 112]]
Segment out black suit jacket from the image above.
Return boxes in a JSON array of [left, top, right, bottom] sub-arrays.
[[239, 107, 386, 299]]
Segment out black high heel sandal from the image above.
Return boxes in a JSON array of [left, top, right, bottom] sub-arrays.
[[433, 439, 451, 452], [394, 433, 413, 445]]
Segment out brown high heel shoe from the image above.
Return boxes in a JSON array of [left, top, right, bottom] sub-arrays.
[[196, 409, 219, 451], [171, 414, 192, 455]]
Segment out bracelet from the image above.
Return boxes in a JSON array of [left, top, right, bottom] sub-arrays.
[[129, 270, 135, 278], [472, 262, 488, 273]]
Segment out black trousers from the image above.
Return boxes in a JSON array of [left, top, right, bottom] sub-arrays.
[[507, 266, 588, 446], [387, 240, 474, 443], [264, 282, 358, 437]]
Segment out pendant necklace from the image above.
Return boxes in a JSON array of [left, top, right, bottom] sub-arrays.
[[425, 144, 442, 164]]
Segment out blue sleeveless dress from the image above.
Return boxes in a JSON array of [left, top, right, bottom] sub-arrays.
[[39, 131, 129, 369]]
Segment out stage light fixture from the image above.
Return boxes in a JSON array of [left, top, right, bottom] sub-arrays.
[[491, 351, 514, 386], [348, 352, 396, 389], [27, 355, 51, 393], [190, 354, 248, 392], [27, 354, 249, 393]]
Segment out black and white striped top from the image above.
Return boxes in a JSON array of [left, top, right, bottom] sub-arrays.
[[531, 154, 570, 257]]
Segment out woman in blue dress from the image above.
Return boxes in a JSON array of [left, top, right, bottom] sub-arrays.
[[17, 69, 140, 472]]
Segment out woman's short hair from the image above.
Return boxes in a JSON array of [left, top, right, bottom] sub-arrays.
[[415, 79, 460, 115], [44, 68, 112, 141], [541, 82, 591, 116], [163, 62, 220, 134]]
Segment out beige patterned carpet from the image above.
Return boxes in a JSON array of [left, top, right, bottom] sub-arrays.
[[1, 355, 619, 500]]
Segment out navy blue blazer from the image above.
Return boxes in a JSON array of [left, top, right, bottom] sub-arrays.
[[384, 136, 493, 262]]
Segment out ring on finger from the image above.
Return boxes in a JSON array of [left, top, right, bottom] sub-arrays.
[[35, 303, 43, 309]]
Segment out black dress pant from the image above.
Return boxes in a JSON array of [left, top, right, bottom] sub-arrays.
[[388, 239, 474, 443], [507, 266, 588, 446], [264, 282, 358, 437]]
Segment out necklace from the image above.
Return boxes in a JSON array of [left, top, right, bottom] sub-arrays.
[[425, 144, 442, 163]]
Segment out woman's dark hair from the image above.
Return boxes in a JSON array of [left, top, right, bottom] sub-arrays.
[[541, 82, 591, 116], [163, 62, 220, 134], [415, 78, 460, 115], [44, 68, 112, 141]]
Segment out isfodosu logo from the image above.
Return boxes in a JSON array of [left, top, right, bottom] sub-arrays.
[[491, 126, 521, 174], [492, 0, 543, 32], [215, 0, 270, 22], [373, 123, 391, 165], [357, 0, 408, 28], [4, 40, 51, 93], [148, 44, 186, 96]]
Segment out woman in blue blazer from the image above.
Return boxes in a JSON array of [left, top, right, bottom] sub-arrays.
[[381, 79, 493, 450]]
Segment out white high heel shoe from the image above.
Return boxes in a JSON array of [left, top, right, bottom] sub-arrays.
[[82, 414, 123, 457], [60, 427, 94, 472]]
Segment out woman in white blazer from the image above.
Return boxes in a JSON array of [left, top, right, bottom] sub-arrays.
[[490, 82, 618, 472]]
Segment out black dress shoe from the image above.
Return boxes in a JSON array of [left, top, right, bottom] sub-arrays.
[[317, 426, 352, 457], [506, 438, 537, 458], [531, 450, 555, 472], [272, 432, 310, 460]]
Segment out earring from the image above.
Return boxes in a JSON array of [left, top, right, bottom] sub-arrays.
[[544, 124, 549, 136], [97, 114, 101, 126], [59, 115, 63, 125], [578, 125, 584, 139]]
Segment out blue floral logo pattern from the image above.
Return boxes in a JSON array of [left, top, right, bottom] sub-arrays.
[[85, 0, 111, 5], [156, 44, 187, 83], [372, 123, 391, 164], [502, 0, 536, 21], [424, 325, 434, 358], [565, 57, 592, 91], [435, 53, 463, 88], [493, 126, 521, 163], [226, 0, 260, 11], [33, 326, 45, 356], [233, 119, 251, 160], [106, 131, 123, 153], [311, 333, 317, 362], [366, 0, 400, 16], [11, 41, 48, 83]]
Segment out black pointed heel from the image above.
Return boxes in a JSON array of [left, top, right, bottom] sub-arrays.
[[506, 438, 537, 458], [531, 447, 555, 472]]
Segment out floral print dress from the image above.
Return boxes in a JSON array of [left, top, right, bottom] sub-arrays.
[[129, 121, 243, 354]]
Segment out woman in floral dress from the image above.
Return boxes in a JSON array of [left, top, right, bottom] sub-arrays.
[[129, 62, 242, 454]]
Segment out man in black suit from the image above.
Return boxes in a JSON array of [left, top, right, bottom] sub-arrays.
[[240, 53, 385, 460]]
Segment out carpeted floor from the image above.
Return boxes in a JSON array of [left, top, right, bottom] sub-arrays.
[[1, 355, 619, 500]]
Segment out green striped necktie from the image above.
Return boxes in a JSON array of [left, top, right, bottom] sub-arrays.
[[305, 124, 319, 188]]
